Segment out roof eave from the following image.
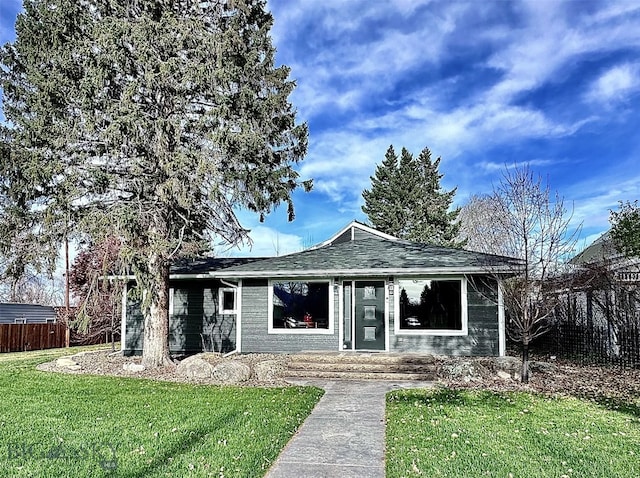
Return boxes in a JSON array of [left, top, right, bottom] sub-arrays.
[[213, 266, 518, 279]]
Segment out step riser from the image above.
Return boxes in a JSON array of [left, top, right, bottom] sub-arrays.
[[285, 370, 434, 381], [288, 362, 437, 374], [288, 353, 438, 366], [285, 353, 439, 381]]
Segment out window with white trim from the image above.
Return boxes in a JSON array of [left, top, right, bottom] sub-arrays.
[[396, 278, 467, 334], [14, 318, 26, 324], [219, 288, 237, 314], [270, 281, 330, 330]]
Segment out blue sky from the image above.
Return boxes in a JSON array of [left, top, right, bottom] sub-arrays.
[[2, 0, 640, 257]]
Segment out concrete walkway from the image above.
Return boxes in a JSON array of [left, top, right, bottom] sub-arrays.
[[264, 379, 432, 478]]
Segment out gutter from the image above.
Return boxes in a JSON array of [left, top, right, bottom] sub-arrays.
[[213, 266, 521, 279]]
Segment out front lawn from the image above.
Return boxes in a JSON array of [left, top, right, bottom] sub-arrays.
[[386, 388, 640, 478], [0, 346, 323, 477]]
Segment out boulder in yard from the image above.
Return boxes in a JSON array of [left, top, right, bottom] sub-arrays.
[[492, 356, 521, 373], [254, 360, 285, 381], [176, 355, 213, 379], [122, 362, 146, 373], [56, 357, 81, 371], [440, 360, 488, 382], [529, 361, 559, 374], [213, 361, 251, 384]]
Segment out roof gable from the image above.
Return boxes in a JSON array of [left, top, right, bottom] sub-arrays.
[[312, 221, 399, 249]]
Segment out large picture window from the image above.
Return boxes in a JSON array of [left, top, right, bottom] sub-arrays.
[[397, 278, 466, 333], [271, 281, 330, 331]]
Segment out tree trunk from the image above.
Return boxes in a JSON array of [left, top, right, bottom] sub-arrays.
[[141, 254, 172, 368], [521, 342, 530, 383]]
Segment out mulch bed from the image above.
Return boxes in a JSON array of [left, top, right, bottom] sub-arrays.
[[439, 358, 640, 405]]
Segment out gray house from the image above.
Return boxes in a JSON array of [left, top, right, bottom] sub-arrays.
[[123, 222, 521, 356], [0, 303, 57, 324]]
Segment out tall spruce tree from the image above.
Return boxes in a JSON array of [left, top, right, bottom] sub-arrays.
[[361, 145, 405, 237], [1, 0, 309, 367], [362, 145, 462, 247]]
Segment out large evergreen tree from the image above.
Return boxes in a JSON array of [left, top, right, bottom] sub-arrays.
[[361, 146, 405, 237], [1, 0, 309, 367], [362, 145, 462, 247]]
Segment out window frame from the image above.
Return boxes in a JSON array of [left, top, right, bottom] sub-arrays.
[[394, 276, 468, 336], [218, 287, 237, 315], [268, 278, 334, 335]]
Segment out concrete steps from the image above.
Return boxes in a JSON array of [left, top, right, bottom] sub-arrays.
[[285, 352, 437, 381]]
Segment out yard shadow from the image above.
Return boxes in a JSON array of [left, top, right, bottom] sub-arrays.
[[388, 387, 522, 410], [591, 395, 640, 420], [118, 410, 237, 478]]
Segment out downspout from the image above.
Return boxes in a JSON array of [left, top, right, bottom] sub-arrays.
[[498, 279, 506, 357], [120, 282, 128, 353], [219, 279, 240, 355]]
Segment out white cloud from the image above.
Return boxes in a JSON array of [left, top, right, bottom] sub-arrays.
[[219, 226, 303, 258], [566, 173, 640, 236], [586, 63, 640, 104]]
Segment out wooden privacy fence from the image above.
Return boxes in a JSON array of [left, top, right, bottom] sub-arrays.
[[0, 323, 67, 353]]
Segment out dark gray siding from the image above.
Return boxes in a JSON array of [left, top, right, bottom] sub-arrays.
[[124, 280, 236, 356], [389, 276, 500, 356], [240, 279, 339, 353], [331, 227, 389, 245], [331, 230, 352, 244], [0, 303, 57, 324], [125, 289, 144, 354]]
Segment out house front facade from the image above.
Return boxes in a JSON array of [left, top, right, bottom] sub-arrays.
[[123, 222, 521, 357]]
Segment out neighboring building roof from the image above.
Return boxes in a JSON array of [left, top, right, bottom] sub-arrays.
[[570, 233, 622, 266], [569, 233, 640, 284], [215, 237, 523, 278]]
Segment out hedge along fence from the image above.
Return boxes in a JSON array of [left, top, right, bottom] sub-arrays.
[[0, 323, 67, 353]]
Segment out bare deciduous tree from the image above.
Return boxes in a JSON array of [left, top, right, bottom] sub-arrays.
[[460, 165, 581, 382]]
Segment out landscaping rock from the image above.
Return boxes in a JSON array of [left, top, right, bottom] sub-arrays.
[[254, 360, 285, 381], [55, 357, 82, 371], [176, 355, 213, 379], [440, 360, 487, 382], [496, 370, 513, 380], [213, 361, 251, 384], [492, 356, 521, 373], [530, 361, 559, 374], [122, 363, 146, 373], [56, 357, 77, 368]]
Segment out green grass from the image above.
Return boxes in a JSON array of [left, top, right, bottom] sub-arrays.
[[386, 388, 640, 478], [0, 346, 323, 477]]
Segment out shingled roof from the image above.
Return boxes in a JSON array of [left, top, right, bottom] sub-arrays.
[[214, 237, 522, 278], [570, 233, 621, 266], [170, 257, 265, 276]]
